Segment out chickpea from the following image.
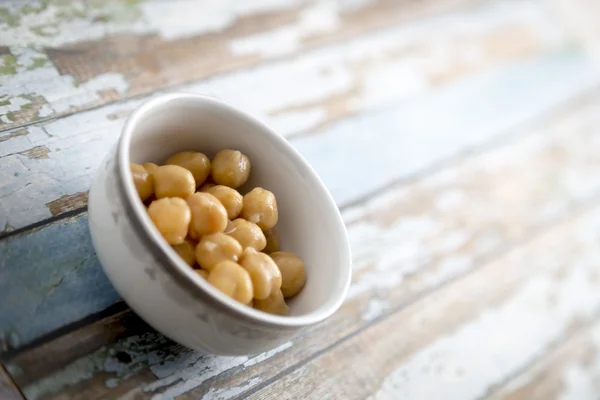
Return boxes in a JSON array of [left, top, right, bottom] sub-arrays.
[[195, 232, 242, 271], [205, 185, 243, 220], [239, 248, 281, 299], [142, 162, 158, 176], [240, 188, 278, 230], [153, 165, 195, 199], [263, 227, 280, 254], [208, 260, 253, 304], [166, 151, 211, 187], [211, 149, 250, 188], [130, 163, 153, 201], [172, 238, 197, 266], [196, 269, 209, 279], [270, 252, 306, 298], [147, 198, 191, 245], [254, 290, 289, 316], [226, 219, 266, 251], [186, 192, 228, 238]]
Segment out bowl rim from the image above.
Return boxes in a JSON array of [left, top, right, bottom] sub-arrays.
[[116, 92, 352, 328]]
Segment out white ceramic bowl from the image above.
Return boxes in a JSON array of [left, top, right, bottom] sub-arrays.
[[88, 93, 352, 355]]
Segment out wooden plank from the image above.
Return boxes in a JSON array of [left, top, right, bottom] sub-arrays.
[[488, 319, 600, 400], [244, 204, 600, 400], [0, 0, 487, 130], [0, 365, 24, 400], [10, 89, 600, 399], [0, 214, 120, 353], [0, 8, 596, 234]]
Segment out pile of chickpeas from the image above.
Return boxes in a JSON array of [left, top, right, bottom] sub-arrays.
[[130, 149, 306, 315]]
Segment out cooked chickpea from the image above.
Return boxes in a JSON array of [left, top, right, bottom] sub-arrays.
[[239, 248, 281, 300], [142, 162, 158, 176], [166, 151, 211, 187], [226, 219, 266, 251], [211, 149, 250, 188], [130, 163, 153, 201], [172, 239, 197, 266], [254, 290, 289, 315], [153, 165, 195, 199], [205, 185, 243, 219], [263, 227, 280, 254], [208, 260, 253, 304], [195, 232, 242, 270], [240, 188, 278, 230], [196, 269, 209, 279], [186, 192, 228, 238], [270, 251, 306, 298], [147, 198, 191, 245]]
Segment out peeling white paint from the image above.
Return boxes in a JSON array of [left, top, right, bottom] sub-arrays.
[[145, 341, 292, 400], [362, 298, 388, 321], [230, 0, 341, 57], [368, 212, 600, 400]]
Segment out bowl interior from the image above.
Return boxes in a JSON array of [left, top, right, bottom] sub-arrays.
[[122, 94, 351, 322]]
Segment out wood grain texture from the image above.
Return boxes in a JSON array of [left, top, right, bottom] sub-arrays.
[[0, 365, 24, 400], [0, 0, 486, 130], [489, 320, 600, 400], [247, 204, 600, 400], [10, 90, 600, 399], [0, 10, 598, 233]]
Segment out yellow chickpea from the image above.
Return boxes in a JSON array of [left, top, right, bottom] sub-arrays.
[[196, 269, 209, 279], [130, 163, 153, 201], [195, 232, 243, 271], [211, 149, 251, 189], [186, 192, 228, 238], [153, 165, 195, 199], [226, 218, 266, 251], [239, 248, 281, 300], [240, 187, 278, 230], [142, 162, 158, 176], [147, 198, 191, 245], [166, 151, 211, 187], [172, 238, 197, 266], [263, 227, 280, 254], [208, 260, 253, 304], [270, 251, 306, 298], [253, 290, 289, 315], [205, 185, 243, 220]]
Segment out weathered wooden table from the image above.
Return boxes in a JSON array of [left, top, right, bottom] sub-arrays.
[[2, 0, 600, 398]]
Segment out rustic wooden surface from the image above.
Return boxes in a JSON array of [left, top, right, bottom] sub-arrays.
[[3, 0, 600, 399]]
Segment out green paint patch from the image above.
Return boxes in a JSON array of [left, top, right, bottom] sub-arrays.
[[30, 23, 58, 37], [26, 56, 47, 70], [5, 112, 16, 122], [0, 55, 17, 75], [0, 99, 10, 107], [21, 0, 49, 15], [0, 8, 20, 28]]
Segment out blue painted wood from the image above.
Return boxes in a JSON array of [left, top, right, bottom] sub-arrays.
[[0, 50, 598, 352], [295, 51, 599, 205], [0, 214, 120, 351]]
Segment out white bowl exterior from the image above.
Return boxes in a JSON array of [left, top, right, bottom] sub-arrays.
[[88, 93, 351, 355]]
